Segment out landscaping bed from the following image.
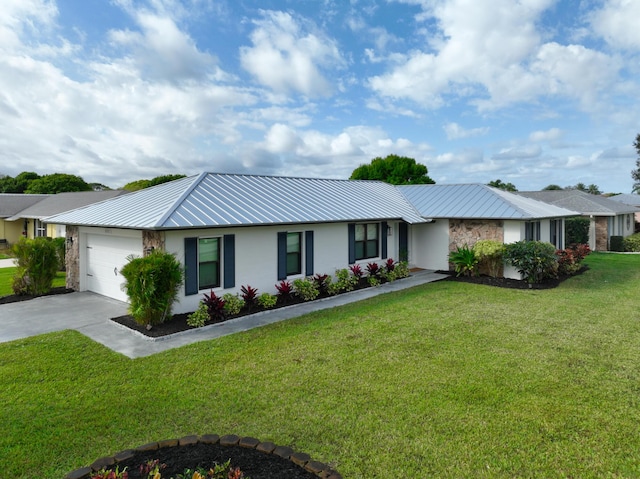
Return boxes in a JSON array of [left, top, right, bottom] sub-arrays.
[[67, 435, 340, 479], [0, 286, 73, 305]]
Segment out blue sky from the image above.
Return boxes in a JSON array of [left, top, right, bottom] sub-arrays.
[[1, 0, 639, 192]]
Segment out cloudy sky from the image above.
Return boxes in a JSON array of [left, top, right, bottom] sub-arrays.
[[2, 0, 639, 192]]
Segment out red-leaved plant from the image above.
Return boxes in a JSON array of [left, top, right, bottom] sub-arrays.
[[240, 285, 258, 309], [275, 280, 293, 303], [366, 262, 380, 277], [203, 289, 226, 322], [384, 258, 396, 272], [349, 264, 363, 280]]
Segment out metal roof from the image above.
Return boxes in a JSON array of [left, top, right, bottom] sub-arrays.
[[6, 191, 128, 221], [518, 190, 637, 216], [0, 194, 49, 218], [398, 184, 579, 219], [47, 173, 427, 229]]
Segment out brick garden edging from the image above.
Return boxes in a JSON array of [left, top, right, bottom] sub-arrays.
[[64, 434, 342, 479]]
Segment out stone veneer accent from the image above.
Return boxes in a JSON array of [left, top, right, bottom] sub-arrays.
[[65, 225, 80, 291], [448, 220, 505, 276], [64, 434, 342, 479], [595, 217, 608, 251], [143, 230, 166, 255]]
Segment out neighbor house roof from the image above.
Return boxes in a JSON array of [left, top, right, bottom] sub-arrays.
[[6, 190, 128, 221], [0, 194, 49, 218], [398, 184, 578, 219], [47, 173, 427, 229], [608, 194, 640, 208], [517, 190, 636, 216]]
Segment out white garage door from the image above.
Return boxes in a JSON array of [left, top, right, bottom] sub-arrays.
[[86, 233, 142, 302]]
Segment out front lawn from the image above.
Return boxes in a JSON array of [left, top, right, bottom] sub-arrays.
[[1, 253, 639, 478], [0, 267, 66, 296]]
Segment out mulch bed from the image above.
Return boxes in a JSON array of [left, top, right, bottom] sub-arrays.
[[0, 286, 74, 305], [438, 266, 589, 289]]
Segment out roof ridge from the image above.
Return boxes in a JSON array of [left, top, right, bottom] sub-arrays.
[[153, 174, 205, 228]]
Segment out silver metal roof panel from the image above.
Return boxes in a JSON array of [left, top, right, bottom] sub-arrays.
[[398, 184, 579, 219], [47, 173, 427, 228], [518, 190, 637, 216]]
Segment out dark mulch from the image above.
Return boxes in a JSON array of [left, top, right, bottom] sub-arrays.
[[98, 442, 319, 478], [0, 286, 74, 305], [437, 266, 589, 289]]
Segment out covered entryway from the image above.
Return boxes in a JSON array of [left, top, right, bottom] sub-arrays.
[[86, 232, 142, 302]]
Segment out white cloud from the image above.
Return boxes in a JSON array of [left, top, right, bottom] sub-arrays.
[[240, 10, 345, 97], [370, 0, 622, 113], [590, 0, 640, 50], [529, 128, 563, 142], [444, 122, 489, 140], [492, 145, 543, 160]]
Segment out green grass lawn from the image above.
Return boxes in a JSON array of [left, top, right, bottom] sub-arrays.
[[1, 253, 640, 478], [0, 267, 66, 296]]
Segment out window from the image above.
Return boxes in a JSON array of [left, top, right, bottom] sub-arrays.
[[525, 221, 540, 241], [286, 232, 302, 276], [198, 237, 220, 289], [35, 219, 47, 237], [355, 223, 379, 260], [549, 219, 562, 249]]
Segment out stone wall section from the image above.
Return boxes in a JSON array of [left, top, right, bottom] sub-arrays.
[[449, 220, 504, 251], [143, 230, 165, 255], [595, 217, 608, 251], [65, 225, 80, 291]]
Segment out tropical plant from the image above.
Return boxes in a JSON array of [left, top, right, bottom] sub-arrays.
[[472, 240, 504, 277], [448, 245, 478, 277], [223, 293, 244, 315], [330, 268, 357, 294], [349, 263, 363, 280], [11, 237, 60, 296], [384, 258, 396, 272], [394, 261, 410, 278], [52, 237, 66, 271], [120, 250, 184, 327], [202, 290, 226, 322], [312, 273, 329, 295], [366, 262, 380, 278], [240, 285, 258, 309], [292, 277, 320, 301], [623, 233, 640, 252], [565, 217, 590, 245], [275, 280, 293, 303], [503, 240, 558, 283], [556, 243, 591, 276]]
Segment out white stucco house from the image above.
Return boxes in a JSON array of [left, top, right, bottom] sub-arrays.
[[47, 174, 579, 312]]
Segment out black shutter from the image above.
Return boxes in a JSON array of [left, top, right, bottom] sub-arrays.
[[277, 232, 287, 280], [399, 222, 408, 262], [223, 234, 235, 288], [381, 221, 388, 259], [348, 223, 355, 264], [184, 237, 198, 296], [305, 230, 314, 276]]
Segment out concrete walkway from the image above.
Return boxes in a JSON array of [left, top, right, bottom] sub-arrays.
[[0, 258, 16, 268], [0, 270, 448, 359]]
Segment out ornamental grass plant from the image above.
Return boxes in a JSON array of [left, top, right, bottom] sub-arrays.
[[1, 253, 640, 478]]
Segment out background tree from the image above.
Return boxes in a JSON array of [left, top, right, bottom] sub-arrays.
[[487, 179, 517, 192], [25, 173, 92, 194], [543, 184, 563, 190], [0, 172, 41, 193], [123, 174, 186, 191], [350, 154, 435, 185], [632, 133, 640, 193]]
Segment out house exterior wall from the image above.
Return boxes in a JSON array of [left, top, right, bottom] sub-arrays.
[[503, 220, 527, 279], [410, 220, 450, 271], [448, 219, 504, 250], [166, 222, 400, 314], [0, 220, 25, 245]]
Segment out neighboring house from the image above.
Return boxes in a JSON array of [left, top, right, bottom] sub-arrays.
[[518, 190, 636, 251], [5, 191, 128, 240], [48, 175, 581, 308], [47, 173, 427, 310], [398, 184, 578, 279], [0, 194, 49, 245], [608, 194, 640, 228]]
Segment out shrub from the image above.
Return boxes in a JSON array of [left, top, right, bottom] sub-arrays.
[[293, 277, 320, 301], [52, 237, 66, 271], [384, 258, 396, 272], [11, 237, 60, 295], [187, 302, 209, 328], [367, 275, 381, 287], [448, 245, 478, 277], [566, 217, 590, 245], [120, 250, 184, 327], [556, 243, 591, 276], [202, 289, 225, 322], [366, 262, 380, 278], [610, 235, 624, 252], [473, 240, 504, 277], [223, 293, 244, 315], [257, 292, 277, 309], [313, 273, 330, 295], [623, 233, 640, 252], [331, 268, 357, 294], [503, 241, 557, 284], [394, 261, 410, 279]]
